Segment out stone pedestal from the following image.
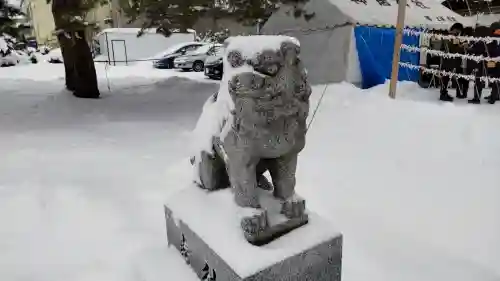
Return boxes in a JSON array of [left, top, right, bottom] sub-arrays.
[[164, 186, 343, 281]]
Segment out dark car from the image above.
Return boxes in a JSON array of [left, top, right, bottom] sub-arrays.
[[153, 42, 205, 69], [204, 48, 224, 80]]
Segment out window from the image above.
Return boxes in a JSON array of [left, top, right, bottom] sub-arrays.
[[185, 45, 201, 52], [208, 46, 222, 56], [178, 44, 202, 54]]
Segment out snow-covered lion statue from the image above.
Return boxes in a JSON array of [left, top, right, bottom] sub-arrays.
[[191, 35, 312, 245]]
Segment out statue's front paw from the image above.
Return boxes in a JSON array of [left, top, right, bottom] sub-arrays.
[[241, 210, 268, 235], [281, 197, 306, 219]]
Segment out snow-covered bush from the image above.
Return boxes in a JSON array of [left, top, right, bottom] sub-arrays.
[[0, 36, 41, 66], [198, 29, 230, 44], [48, 48, 63, 63], [0, 51, 19, 66], [38, 45, 50, 55], [15, 50, 37, 64], [0, 35, 19, 66]]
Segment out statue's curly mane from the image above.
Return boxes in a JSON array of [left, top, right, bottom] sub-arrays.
[[227, 42, 310, 147]]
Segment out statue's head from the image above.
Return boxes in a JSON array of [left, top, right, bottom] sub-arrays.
[[226, 40, 300, 78], [225, 38, 303, 103]]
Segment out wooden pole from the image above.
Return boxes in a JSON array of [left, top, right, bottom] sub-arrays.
[[388, 0, 408, 99]]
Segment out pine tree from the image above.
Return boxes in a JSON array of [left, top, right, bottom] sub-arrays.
[[198, 28, 230, 43], [0, 0, 23, 37], [121, 0, 216, 36], [225, 0, 315, 26], [121, 0, 315, 38], [49, 0, 106, 98]]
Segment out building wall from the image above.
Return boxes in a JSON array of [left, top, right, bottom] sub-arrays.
[[27, 0, 56, 45], [27, 0, 119, 45], [86, 3, 112, 30], [27, 1, 255, 45]]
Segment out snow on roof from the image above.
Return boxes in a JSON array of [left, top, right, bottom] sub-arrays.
[[98, 28, 197, 36], [100, 28, 157, 34], [329, 0, 474, 29], [466, 13, 500, 27]]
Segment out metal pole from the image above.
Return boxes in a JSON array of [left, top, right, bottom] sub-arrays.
[[388, 0, 408, 99]]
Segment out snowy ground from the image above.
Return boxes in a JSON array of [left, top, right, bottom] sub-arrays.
[[1, 62, 499, 281]]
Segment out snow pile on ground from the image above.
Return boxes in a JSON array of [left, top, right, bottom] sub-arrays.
[[190, 79, 500, 281], [0, 60, 213, 82], [0, 73, 219, 281], [0, 62, 216, 96], [0, 62, 499, 281], [300, 81, 500, 281]]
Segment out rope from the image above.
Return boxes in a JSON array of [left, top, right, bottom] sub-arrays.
[[275, 22, 353, 36], [104, 61, 111, 92], [307, 84, 329, 130], [94, 58, 164, 63]]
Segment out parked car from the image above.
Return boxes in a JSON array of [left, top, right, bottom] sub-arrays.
[[174, 43, 223, 72], [48, 48, 63, 63], [204, 47, 224, 80], [152, 42, 205, 69]]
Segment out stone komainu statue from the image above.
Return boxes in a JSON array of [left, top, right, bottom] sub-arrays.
[[195, 36, 312, 245]]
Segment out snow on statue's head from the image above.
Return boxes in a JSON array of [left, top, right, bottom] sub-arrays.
[[221, 35, 312, 157]]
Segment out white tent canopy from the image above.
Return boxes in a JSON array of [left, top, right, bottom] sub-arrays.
[[329, 0, 473, 29], [465, 13, 500, 27], [262, 0, 469, 86]]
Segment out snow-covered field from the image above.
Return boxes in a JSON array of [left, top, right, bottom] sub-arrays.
[[0, 62, 499, 281]]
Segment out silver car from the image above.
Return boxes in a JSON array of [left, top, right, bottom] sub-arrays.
[[174, 43, 223, 72]]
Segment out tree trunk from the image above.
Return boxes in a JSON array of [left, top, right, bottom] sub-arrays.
[[52, 2, 100, 99], [57, 34, 76, 92], [71, 30, 100, 99], [54, 30, 100, 99]]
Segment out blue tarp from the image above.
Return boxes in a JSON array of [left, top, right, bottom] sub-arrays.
[[354, 26, 420, 89]]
